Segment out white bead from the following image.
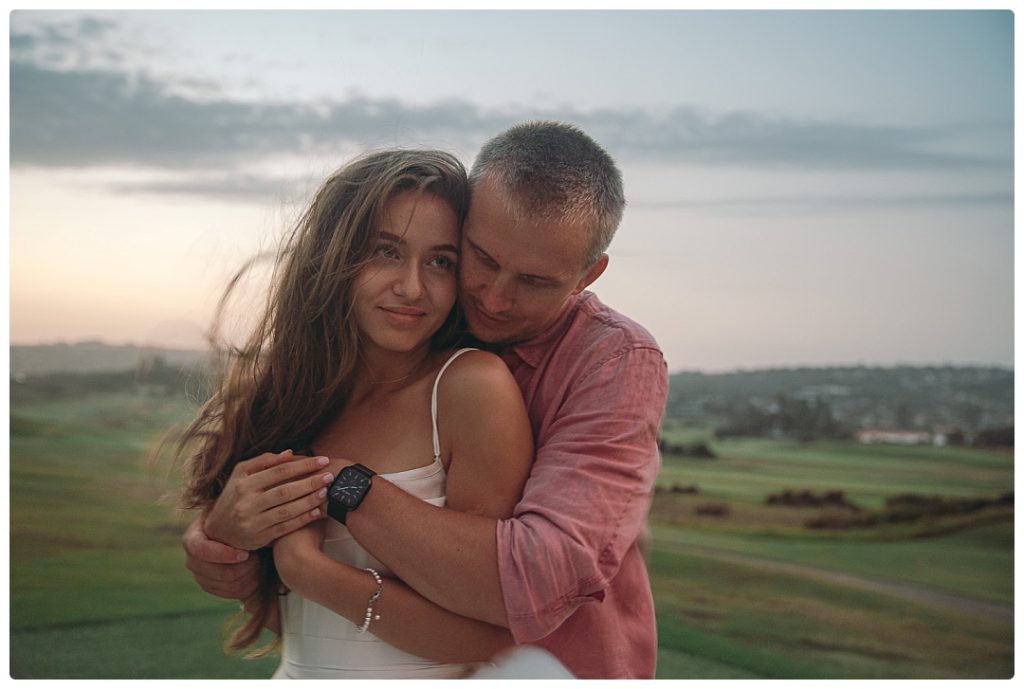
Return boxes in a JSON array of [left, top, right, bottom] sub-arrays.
[[355, 567, 384, 633]]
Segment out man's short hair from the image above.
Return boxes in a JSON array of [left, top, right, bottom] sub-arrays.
[[469, 121, 625, 270]]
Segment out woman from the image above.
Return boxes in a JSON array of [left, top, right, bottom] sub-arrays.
[[176, 150, 534, 678]]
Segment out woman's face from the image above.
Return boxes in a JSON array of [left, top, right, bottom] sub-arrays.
[[352, 191, 460, 356]]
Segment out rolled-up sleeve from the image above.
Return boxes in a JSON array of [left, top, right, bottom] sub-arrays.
[[495, 344, 668, 643]]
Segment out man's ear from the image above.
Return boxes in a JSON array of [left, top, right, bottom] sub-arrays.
[[572, 253, 609, 295]]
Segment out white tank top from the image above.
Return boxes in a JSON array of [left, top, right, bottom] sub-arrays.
[[274, 348, 477, 679]]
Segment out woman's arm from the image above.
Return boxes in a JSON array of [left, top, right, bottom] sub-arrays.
[[275, 531, 513, 663], [439, 350, 534, 519], [343, 351, 534, 627], [387, 349, 534, 623], [274, 350, 534, 662]]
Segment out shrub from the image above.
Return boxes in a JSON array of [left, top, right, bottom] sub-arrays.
[[695, 503, 730, 517]]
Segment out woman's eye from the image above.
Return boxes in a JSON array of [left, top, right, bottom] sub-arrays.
[[375, 244, 400, 260]]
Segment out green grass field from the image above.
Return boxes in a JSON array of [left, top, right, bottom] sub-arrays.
[[10, 393, 279, 678], [651, 424, 1013, 678], [659, 423, 1012, 509], [9, 395, 1015, 678]]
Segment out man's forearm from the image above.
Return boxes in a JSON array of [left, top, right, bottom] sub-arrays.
[[345, 478, 509, 628]]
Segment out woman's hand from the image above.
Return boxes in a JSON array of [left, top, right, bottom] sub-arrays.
[[272, 519, 327, 593], [203, 449, 334, 551]]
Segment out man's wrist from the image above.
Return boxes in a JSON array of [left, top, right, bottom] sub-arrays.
[[201, 507, 231, 546], [202, 505, 255, 551]]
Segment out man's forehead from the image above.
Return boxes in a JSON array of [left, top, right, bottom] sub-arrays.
[[465, 225, 585, 282]]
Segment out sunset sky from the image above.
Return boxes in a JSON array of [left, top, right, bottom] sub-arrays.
[[7, 8, 1014, 373]]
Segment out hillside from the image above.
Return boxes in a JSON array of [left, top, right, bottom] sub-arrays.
[[667, 366, 1013, 436], [9, 343, 1014, 438], [10, 341, 210, 377]]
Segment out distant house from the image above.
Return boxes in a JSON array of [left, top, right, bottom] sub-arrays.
[[856, 429, 933, 445]]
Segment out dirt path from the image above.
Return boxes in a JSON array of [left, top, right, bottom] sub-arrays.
[[658, 542, 1013, 623]]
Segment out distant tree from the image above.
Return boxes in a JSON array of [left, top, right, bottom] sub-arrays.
[[668, 365, 1011, 439], [974, 427, 1014, 448], [712, 394, 846, 441], [945, 429, 966, 446], [9, 359, 210, 404], [895, 403, 914, 429]]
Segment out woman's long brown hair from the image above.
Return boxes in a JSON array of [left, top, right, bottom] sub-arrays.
[[174, 149, 470, 655]]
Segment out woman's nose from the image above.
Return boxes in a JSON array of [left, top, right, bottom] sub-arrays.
[[393, 263, 424, 299]]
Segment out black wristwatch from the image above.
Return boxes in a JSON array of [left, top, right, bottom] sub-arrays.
[[327, 463, 376, 524]]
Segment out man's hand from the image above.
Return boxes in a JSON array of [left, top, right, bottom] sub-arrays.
[[183, 515, 261, 600], [204, 449, 334, 551]]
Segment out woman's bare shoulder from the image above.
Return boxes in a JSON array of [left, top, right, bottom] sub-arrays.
[[436, 349, 521, 410]]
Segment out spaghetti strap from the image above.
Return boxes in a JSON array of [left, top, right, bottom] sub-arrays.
[[431, 348, 477, 461]]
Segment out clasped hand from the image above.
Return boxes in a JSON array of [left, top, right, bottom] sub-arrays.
[[205, 449, 334, 551], [182, 449, 335, 601]]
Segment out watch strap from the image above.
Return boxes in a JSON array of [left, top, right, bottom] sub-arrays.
[[327, 497, 349, 524]]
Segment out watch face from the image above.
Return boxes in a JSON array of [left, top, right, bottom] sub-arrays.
[[329, 466, 371, 506]]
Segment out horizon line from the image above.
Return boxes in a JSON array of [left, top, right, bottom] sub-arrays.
[[8, 338, 1014, 376]]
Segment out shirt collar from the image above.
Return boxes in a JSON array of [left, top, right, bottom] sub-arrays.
[[500, 291, 589, 368]]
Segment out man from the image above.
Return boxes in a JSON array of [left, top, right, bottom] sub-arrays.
[[183, 121, 668, 678]]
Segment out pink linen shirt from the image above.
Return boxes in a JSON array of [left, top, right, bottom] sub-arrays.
[[495, 290, 668, 679]]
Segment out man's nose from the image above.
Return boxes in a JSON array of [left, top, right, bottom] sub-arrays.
[[478, 274, 515, 313]]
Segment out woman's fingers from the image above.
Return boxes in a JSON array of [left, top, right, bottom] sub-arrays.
[[261, 507, 328, 544], [246, 452, 331, 491], [235, 449, 295, 477], [259, 470, 333, 513], [203, 453, 332, 550], [256, 488, 329, 537]]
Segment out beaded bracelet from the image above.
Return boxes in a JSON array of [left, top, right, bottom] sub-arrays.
[[355, 567, 383, 633]]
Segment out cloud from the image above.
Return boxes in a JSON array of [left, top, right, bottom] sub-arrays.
[[633, 191, 1013, 215], [10, 61, 506, 169], [597, 111, 1010, 171], [12, 56, 1011, 178], [11, 15, 121, 69], [10, 12, 1012, 210], [105, 172, 309, 202]]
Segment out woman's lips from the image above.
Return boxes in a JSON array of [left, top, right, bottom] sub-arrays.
[[379, 305, 426, 325]]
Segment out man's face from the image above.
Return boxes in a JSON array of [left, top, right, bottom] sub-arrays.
[[458, 179, 607, 346]]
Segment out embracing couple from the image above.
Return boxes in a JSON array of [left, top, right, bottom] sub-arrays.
[[178, 121, 668, 679]]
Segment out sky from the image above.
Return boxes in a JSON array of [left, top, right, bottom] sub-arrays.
[[7, 8, 1015, 373]]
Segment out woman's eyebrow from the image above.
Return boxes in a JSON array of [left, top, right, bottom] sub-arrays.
[[380, 232, 458, 254]]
